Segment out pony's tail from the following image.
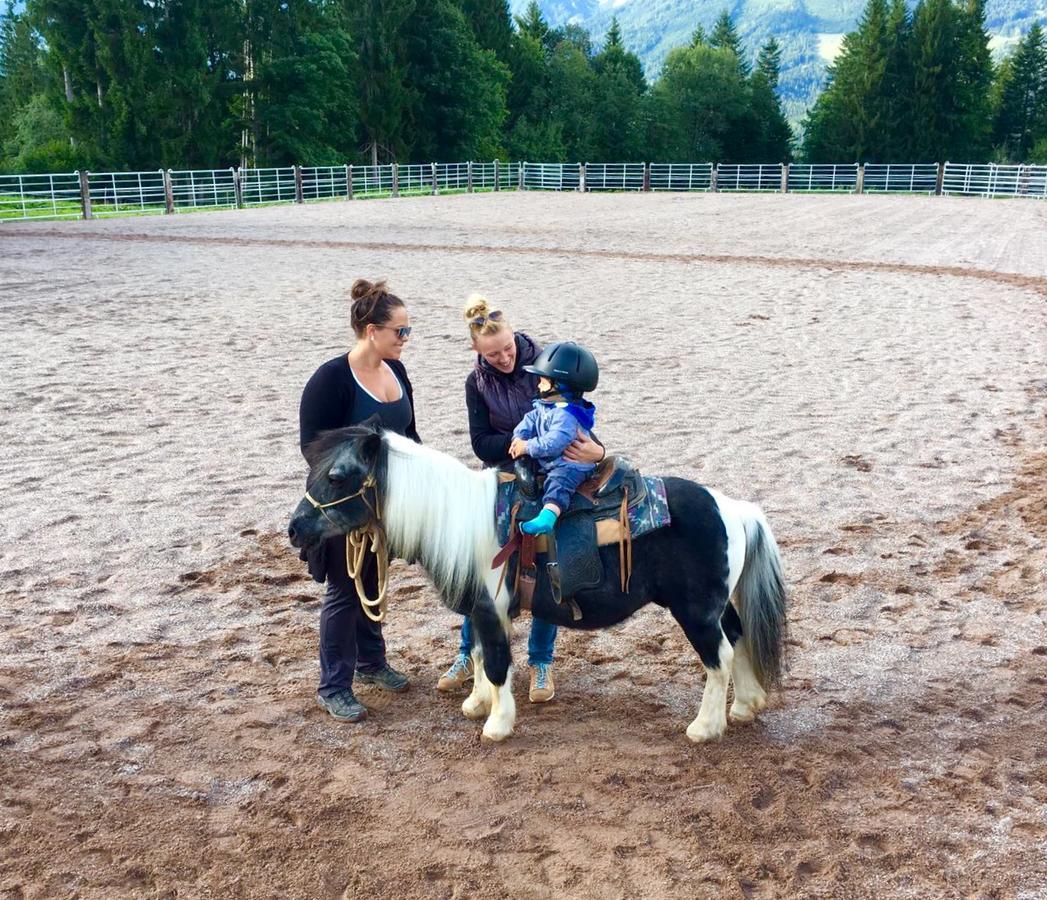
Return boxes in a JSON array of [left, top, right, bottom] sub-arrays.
[[735, 504, 788, 689]]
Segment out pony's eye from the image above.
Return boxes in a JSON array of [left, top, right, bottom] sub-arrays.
[[328, 467, 346, 484]]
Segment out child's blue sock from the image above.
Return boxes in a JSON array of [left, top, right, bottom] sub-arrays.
[[520, 508, 558, 535]]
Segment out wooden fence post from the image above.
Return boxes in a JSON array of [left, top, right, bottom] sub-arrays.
[[710, 164, 718, 193], [467, 161, 474, 193], [78, 170, 92, 220], [293, 165, 304, 203], [493, 159, 500, 192], [855, 163, 865, 195], [579, 163, 586, 192], [232, 168, 243, 208], [643, 163, 651, 192], [518, 162, 525, 191], [935, 162, 945, 196], [431, 163, 438, 196], [392, 163, 399, 197], [162, 169, 174, 214], [346, 164, 353, 200], [780, 163, 789, 193]]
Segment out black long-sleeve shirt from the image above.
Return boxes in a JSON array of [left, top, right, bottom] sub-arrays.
[[300, 354, 420, 458]]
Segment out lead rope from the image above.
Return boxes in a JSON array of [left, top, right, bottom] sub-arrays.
[[305, 474, 390, 623], [346, 524, 390, 623]]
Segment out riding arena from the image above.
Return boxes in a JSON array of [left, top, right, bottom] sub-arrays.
[[1, 189, 1045, 896]]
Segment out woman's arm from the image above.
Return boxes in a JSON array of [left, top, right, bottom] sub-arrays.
[[466, 375, 512, 464], [299, 364, 345, 458], [563, 430, 605, 464]]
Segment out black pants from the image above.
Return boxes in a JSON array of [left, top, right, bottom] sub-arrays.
[[318, 536, 386, 697]]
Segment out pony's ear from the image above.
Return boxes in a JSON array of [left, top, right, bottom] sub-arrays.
[[358, 430, 382, 465], [359, 413, 383, 433]]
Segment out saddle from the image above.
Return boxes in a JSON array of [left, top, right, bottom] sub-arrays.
[[495, 456, 647, 621]]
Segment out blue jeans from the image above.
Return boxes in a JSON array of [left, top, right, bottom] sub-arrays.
[[459, 615, 557, 666]]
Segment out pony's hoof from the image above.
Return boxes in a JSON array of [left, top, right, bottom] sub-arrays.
[[481, 721, 514, 742], [729, 697, 766, 723], [686, 718, 726, 743], [462, 696, 489, 720]]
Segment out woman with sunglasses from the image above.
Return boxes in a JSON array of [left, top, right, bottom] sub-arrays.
[[299, 278, 419, 723], [436, 296, 605, 703]]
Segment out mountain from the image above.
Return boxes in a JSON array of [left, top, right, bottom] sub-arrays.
[[510, 0, 1046, 122]]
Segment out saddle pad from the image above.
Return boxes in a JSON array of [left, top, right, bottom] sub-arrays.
[[495, 475, 671, 547]]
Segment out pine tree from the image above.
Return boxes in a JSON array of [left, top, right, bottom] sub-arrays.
[[709, 10, 749, 76], [993, 23, 1047, 160], [954, 0, 994, 159], [459, 0, 513, 66], [349, 0, 414, 164], [749, 39, 793, 161], [401, 0, 508, 161], [591, 17, 647, 160], [910, 0, 965, 160], [756, 36, 782, 88]]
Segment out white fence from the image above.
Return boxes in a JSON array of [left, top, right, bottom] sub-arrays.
[[649, 163, 714, 191], [585, 163, 646, 191], [863, 164, 940, 194], [788, 163, 859, 192], [0, 171, 82, 220], [3, 159, 1045, 223], [240, 167, 297, 205], [169, 168, 238, 210], [942, 163, 1047, 198], [717, 164, 783, 192]]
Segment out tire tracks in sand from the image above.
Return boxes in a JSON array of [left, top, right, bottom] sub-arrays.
[[10, 227, 1047, 297]]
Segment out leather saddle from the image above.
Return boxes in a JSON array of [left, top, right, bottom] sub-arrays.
[[505, 455, 646, 620]]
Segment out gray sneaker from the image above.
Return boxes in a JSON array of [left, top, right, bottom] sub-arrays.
[[355, 663, 410, 693], [317, 689, 368, 722]]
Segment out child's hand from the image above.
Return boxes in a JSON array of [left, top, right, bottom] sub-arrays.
[[509, 437, 528, 459]]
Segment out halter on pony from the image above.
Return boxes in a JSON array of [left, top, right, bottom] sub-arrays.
[[303, 472, 390, 623]]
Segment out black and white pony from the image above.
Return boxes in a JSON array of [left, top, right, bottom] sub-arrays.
[[288, 425, 788, 744]]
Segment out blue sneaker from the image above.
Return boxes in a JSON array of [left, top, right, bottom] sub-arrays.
[[521, 508, 558, 535]]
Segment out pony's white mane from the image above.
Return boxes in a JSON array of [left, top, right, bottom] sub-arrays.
[[382, 432, 500, 608]]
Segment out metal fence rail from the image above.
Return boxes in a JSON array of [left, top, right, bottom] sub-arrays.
[[788, 163, 859, 192], [0, 171, 81, 221], [88, 170, 168, 215], [585, 163, 646, 191], [352, 164, 393, 197], [717, 164, 783, 192], [523, 162, 581, 191], [863, 164, 939, 194], [435, 162, 470, 193], [301, 165, 348, 201], [397, 164, 432, 194], [5, 159, 1047, 224], [649, 163, 714, 192], [169, 168, 238, 210], [240, 167, 297, 205], [472, 162, 496, 190], [942, 163, 1047, 198], [499, 161, 521, 191]]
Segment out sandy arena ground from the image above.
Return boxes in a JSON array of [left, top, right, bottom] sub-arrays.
[[1, 192, 1046, 898]]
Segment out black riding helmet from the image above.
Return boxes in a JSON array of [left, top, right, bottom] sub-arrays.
[[523, 341, 599, 393]]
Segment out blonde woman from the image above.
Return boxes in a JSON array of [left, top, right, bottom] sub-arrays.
[[436, 296, 605, 703]]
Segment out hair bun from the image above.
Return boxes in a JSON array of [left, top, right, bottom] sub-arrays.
[[463, 294, 490, 322], [351, 278, 379, 302]]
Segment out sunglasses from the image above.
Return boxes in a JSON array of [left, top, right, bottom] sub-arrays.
[[471, 309, 504, 327], [375, 325, 412, 340]]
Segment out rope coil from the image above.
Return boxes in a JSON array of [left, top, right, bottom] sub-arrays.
[[304, 472, 390, 622]]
